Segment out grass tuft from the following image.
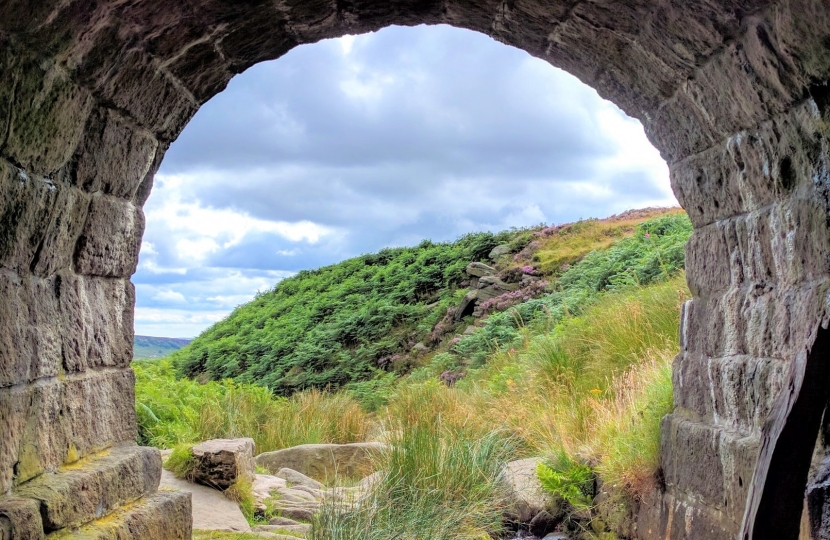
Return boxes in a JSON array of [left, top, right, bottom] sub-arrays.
[[164, 444, 197, 481]]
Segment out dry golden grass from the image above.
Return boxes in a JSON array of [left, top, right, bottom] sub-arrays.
[[532, 207, 685, 274], [447, 274, 689, 493]]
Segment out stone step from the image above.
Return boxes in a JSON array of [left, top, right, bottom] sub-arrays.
[[660, 415, 758, 527], [44, 491, 192, 539], [14, 444, 162, 533], [0, 496, 43, 540]]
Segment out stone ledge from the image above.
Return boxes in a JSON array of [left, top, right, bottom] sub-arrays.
[[0, 496, 43, 540], [15, 445, 161, 532], [44, 491, 192, 540]]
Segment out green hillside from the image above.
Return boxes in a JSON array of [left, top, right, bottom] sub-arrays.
[[134, 335, 192, 360], [172, 208, 690, 394]]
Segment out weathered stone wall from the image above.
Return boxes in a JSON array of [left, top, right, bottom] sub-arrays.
[[2, 0, 830, 538]]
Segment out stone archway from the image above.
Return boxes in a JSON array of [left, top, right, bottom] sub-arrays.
[[2, 1, 830, 538]]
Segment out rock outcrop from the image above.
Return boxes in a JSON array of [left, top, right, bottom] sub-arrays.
[[454, 262, 520, 320], [4, 0, 830, 537]]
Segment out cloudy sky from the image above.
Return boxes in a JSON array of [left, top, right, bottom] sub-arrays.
[[133, 24, 676, 338]]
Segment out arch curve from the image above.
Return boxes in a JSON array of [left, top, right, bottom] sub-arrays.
[[2, 1, 830, 538]]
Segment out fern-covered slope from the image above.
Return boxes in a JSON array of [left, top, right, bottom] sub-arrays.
[[172, 209, 690, 395]]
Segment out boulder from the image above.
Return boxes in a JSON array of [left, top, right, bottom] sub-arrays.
[[252, 474, 288, 509], [159, 466, 250, 532], [257, 443, 387, 482], [488, 244, 512, 260], [501, 457, 551, 523], [463, 325, 477, 335], [412, 342, 429, 353], [276, 505, 316, 522], [465, 262, 496, 277], [276, 467, 324, 490], [191, 438, 256, 490]]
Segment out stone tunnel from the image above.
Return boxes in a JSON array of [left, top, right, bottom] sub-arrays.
[[2, 0, 830, 538]]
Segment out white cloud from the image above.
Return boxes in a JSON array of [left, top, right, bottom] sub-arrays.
[[152, 290, 187, 303]]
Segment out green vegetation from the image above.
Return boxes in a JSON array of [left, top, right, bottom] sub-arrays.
[[135, 359, 369, 451], [133, 335, 192, 360], [224, 476, 258, 523], [136, 209, 692, 537], [174, 233, 516, 394], [164, 444, 198, 481], [312, 384, 514, 540]]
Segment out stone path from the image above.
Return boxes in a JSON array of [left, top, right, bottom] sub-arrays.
[[159, 467, 251, 533]]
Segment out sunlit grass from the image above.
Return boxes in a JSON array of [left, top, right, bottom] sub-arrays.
[[135, 360, 370, 452], [532, 208, 685, 274], [311, 384, 514, 540]]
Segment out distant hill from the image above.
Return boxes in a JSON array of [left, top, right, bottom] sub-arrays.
[[134, 335, 193, 360]]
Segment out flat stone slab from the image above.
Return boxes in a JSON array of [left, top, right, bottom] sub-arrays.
[[45, 491, 191, 539], [256, 443, 386, 482], [15, 444, 162, 531], [160, 467, 250, 532]]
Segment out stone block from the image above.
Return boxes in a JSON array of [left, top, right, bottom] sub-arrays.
[[636, 489, 736, 540], [30, 186, 91, 278], [0, 162, 59, 273], [671, 102, 823, 227], [0, 162, 92, 278], [166, 41, 232, 102], [660, 416, 758, 515], [684, 226, 731, 297], [673, 353, 787, 435], [191, 438, 256, 490], [0, 380, 68, 489], [61, 369, 138, 460], [57, 273, 134, 374], [0, 272, 62, 389], [681, 281, 830, 361], [3, 62, 93, 175], [0, 369, 138, 493], [218, 14, 298, 73], [685, 197, 830, 297], [74, 108, 159, 199], [256, 442, 386, 482], [74, 195, 144, 278], [0, 496, 43, 540], [43, 491, 192, 540], [15, 445, 161, 532], [93, 51, 197, 141], [0, 272, 134, 389]]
